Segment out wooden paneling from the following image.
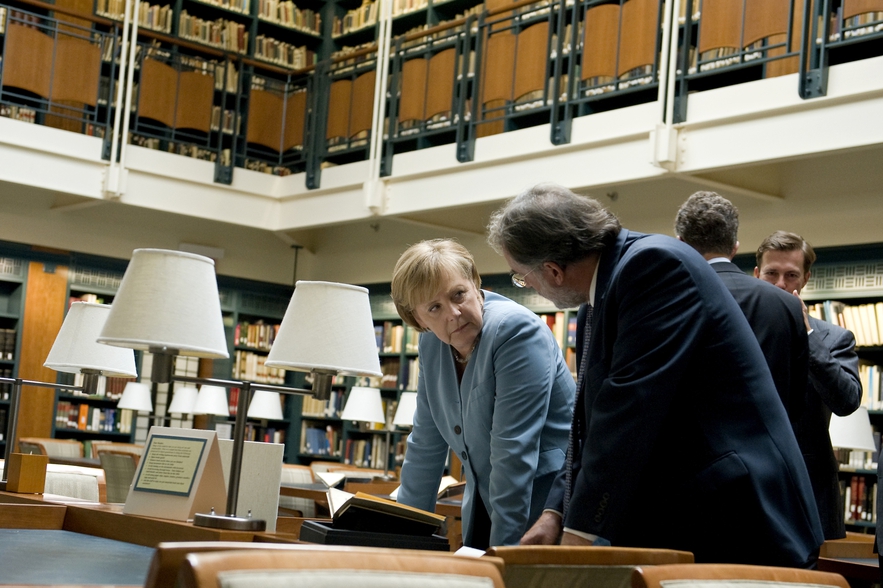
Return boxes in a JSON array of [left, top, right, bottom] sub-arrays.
[[582, 3, 619, 82], [513, 22, 548, 102], [51, 36, 101, 105], [618, 0, 659, 76], [843, 0, 883, 18], [482, 32, 515, 103], [3, 24, 53, 98], [326, 79, 352, 142], [139, 58, 177, 128], [175, 71, 214, 132], [765, 0, 805, 77], [350, 70, 376, 138], [426, 48, 456, 120], [283, 89, 307, 151], [247, 89, 284, 150], [399, 58, 428, 123], [744, 0, 790, 47], [697, 0, 742, 54], [0, 504, 66, 529], [18, 261, 69, 446], [53, 0, 92, 33]]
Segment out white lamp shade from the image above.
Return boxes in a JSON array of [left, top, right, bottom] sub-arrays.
[[44, 302, 138, 377], [116, 382, 153, 412], [265, 281, 381, 377], [340, 387, 385, 424], [194, 385, 230, 416], [97, 249, 229, 358], [247, 391, 284, 420], [392, 392, 417, 427], [168, 386, 198, 415], [830, 407, 877, 451]]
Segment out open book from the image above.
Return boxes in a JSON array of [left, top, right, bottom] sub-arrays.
[[388, 475, 461, 500], [329, 490, 446, 536]]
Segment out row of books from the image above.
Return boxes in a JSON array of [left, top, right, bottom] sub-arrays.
[[55, 403, 135, 433], [0, 407, 6, 441], [375, 321, 419, 354], [129, 133, 232, 166], [333, 1, 378, 38], [254, 35, 316, 69], [859, 364, 883, 411], [842, 475, 877, 525], [96, 0, 173, 33], [246, 423, 285, 444], [0, 104, 36, 124], [301, 389, 345, 418], [192, 0, 250, 15], [68, 374, 134, 401], [232, 349, 286, 384], [178, 11, 249, 54], [342, 436, 385, 469], [257, 0, 321, 35], [0, 328, 15, 360], [211, 106, 240, 135], [234, 320, 280, 351], [808, 301, 883, 348], [242, 159, 296, 176], [301, 423, 340, 456], [0, 367, 12, 401]]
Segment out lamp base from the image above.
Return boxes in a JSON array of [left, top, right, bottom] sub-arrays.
[[193, 511, 267, 532]]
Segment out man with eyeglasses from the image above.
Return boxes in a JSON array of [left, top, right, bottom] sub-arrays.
[[487, 183, 823, 567]]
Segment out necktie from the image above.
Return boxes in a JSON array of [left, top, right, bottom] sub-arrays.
[[563, 303, 593, 516]]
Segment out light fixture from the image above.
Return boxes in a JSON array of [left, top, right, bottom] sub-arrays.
[[247, 391, 284, 421], [830, 407, 877, 452], [97, 250, 382, 531], [266, 281, 382, 401], [167, 385, 198, 415], [341, 386, 391, 478], [116, 381, 153, 412], [193, 385, 230, 416], [392, 391, 417, 427], [97, 248, 230, 385], [2, 302, 138, 487], [340, 386, 386, 424]]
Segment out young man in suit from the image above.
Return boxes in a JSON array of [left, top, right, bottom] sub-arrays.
[[675, 192, 809, 433], [755, 230, 862, 539], [487, 182, 823, 567]]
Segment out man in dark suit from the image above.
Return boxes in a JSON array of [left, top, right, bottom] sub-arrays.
[[487, 183, 823, 567], [674, 192, 809, 433], [755, 231, 862, 539]]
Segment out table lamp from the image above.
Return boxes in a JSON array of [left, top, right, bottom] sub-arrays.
[[193, 385, 230, 416], [341, 386, 387, 476], [247, 391, 284, 421], [1, 302, 138, 486], [167, 385, 198, 415], [96, 248, 382, 530], [117, 381, 153, 413], [392, 391, 417, 427], [830, 406, 877, 452]]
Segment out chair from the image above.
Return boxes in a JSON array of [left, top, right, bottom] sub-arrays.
[[97, 451, 139, 503], [486, 545, 694, 588], [278, 463, 316, 517], [178, 547, 506, 588], [18, 437, 83, 459], [43, 463, 107, 502], [90, 441, 144, 460], [631, 563, 849, 588]]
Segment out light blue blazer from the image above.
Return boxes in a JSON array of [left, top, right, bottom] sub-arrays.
[[396, 290, 575, 547]]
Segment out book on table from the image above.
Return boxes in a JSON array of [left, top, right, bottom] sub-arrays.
[[330, 490, 445, 536]]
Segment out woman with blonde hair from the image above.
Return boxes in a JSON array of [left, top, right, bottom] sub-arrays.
[[392, 239, 574, 548]]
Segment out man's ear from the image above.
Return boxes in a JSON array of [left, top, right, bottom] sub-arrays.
[[544, 262, 566, 286], [753, 267, 761, 278]]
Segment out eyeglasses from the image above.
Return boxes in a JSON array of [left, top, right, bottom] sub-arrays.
[[511, 267, 537, 288]]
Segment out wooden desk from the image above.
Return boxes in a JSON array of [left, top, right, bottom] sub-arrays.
[[279, 481, 330, 503], [818, 556, 879, 586]]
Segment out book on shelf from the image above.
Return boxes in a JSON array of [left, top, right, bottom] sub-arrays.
[[330, 490, 445, 536]]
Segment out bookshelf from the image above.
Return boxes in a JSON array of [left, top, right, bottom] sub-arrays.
[[0, 257, 26, 458]]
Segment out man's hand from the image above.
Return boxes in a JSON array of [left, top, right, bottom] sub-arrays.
[[520, 511, 562, 545], [792, 289, 811, 333], [561, 530, 594, 546]]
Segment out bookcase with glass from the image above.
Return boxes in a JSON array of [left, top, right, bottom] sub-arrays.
[[800, 257, 883, 534], [0, 257, 25, 459]]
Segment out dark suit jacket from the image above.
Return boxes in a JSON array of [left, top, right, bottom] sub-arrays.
[[549, 229, 823, 566], [711, 260, 809, 432], [803, 315, 862, 539]]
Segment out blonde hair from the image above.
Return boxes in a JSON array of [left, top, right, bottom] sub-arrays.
[[391, 239, 481, 331]]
